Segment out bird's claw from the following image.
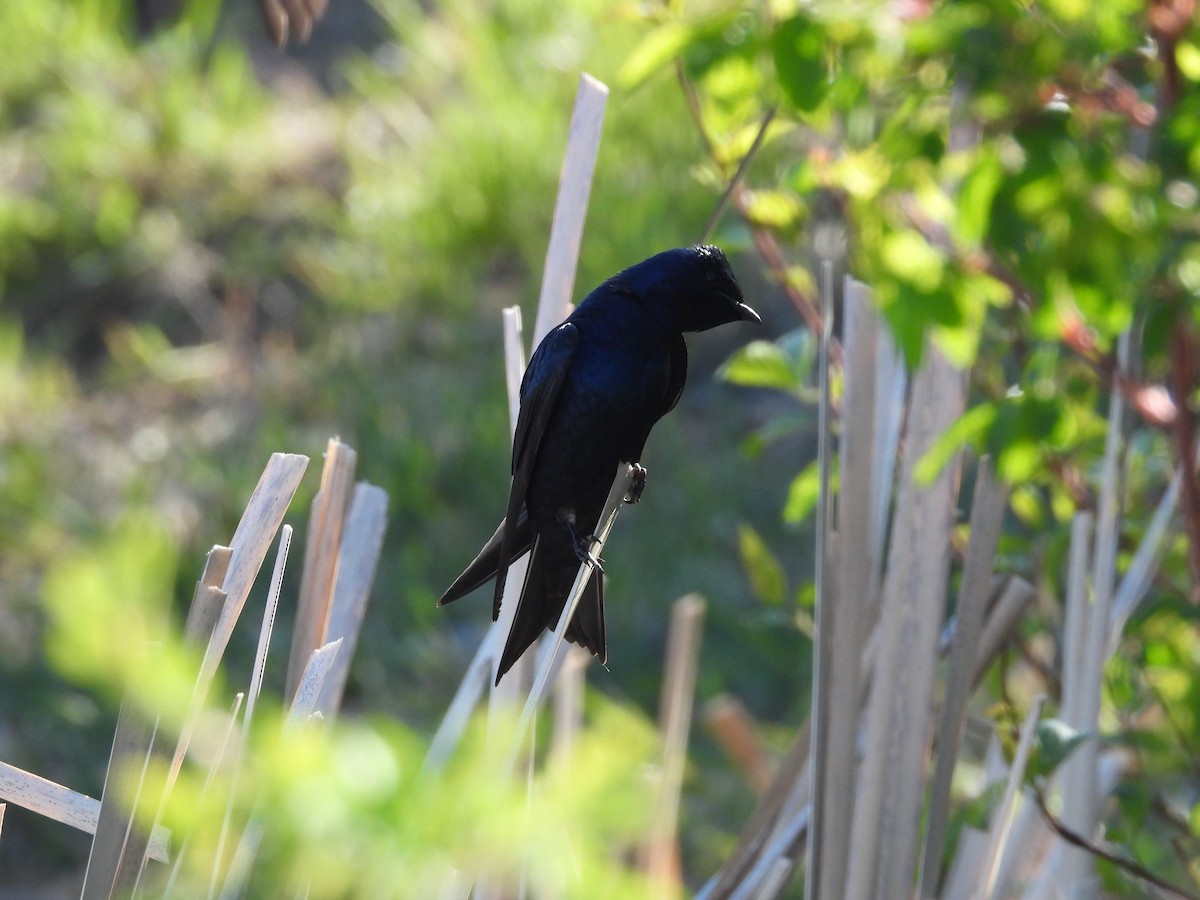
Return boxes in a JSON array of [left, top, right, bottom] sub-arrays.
[[574, 533, 606, 573], [624, 464, 648, 504]]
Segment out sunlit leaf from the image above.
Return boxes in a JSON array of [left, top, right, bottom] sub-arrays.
[[718, 339, 802, 392], [738, 523, 787, 605], [1028, 719, 1090, 781], [772, 14, 829, 113]]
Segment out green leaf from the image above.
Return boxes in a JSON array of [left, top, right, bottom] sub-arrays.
[[783, 456, 838, 524], [718, 340, 801, 392], [741, 189, 807, 231], [737, 523, 787, 606], [618, 23, 694, 90], [772, 14, 829, 113], [915, 402, 997, 484], [955, 148, 1003, 247], [619, 11, 742, 91], [1029, 719, 1090, 781]]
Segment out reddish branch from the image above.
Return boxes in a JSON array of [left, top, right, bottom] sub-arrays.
[[1032, 789, 1200, 900], [676, 65, 842, 366], [1169, 326, 1200, 601]]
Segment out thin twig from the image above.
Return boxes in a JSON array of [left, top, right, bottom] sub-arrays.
[[1169, 326, 1200, 601], [1032, 789, 1200, 900], [675, 64, 840, 363], [700, 106, 777, 243]]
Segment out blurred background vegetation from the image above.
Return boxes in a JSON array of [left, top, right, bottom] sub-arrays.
[[0, 0, 804, 892], [3, 0, 1200, 895]]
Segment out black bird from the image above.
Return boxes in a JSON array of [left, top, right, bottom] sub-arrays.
[[438, 245, 758, 683]]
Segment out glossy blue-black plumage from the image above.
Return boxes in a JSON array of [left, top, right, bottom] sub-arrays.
[[438, 245, 757, 683]]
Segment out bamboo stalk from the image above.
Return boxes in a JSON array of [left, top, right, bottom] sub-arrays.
[[980, 695, 1048, 899], [532, 73, 608, 343], [489, 307, 535, 725], [806, 260, 837, 900], [207, 525, 293, 897], [160, 693, 244, 898], [316, 485, 390, 717], [812, 276, 879, 900], [505, 465, 636, 772], [551, 646, 587, 764], [0, 762, 170, 862], [845, 339, 966, 900], [185, 547, 232, 645], [286, 440, 356, 703], [80, 702, 161, 900], [641, 594, 707, 896], [918, 457, 1009, 897], [702, 695, 771, 795], [702, 720, 811, 899], [172, 453, 308, 796], [502, 307, 526, 435], [1059, 330, 1128, 890]]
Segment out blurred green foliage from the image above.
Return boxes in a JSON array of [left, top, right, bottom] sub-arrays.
[[5, 0, 1200, 895], [629, 0, 1200, 892], [0, 0, 799, 891]]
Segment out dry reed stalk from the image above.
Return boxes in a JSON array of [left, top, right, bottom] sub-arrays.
[[81, 701, 160, 899], [980, 694, 1047, 899], [810, 275, 879, 900], [550, 646, 588, 764], [488, 307, 535, 738], [700, 721, 811, 899], [208, 453, 310, 677], [316, 485, 390, 717], [206, 526, 293, 896], [532, 73, 608, 343], [0, 440, 400, 896], [702, 572, 1035, 900], [220, 638, 346, 897], [0, 762, 170, 862], [919, 457, 1009, 897], [702, 695, 771, 795], [429, 76, 609, 780], [806, 260, 837, 900], [844, 337, 966, 900], [173, 453, 308, 795], [185, 547, 232, 645], [159, 693, 244, 898], [641, 594, 707, 896], [286, 440, 356, 703], [1056, 335, 1128, 891], [505, 464, 637, 772]]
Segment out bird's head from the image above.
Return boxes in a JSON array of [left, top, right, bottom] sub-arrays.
[[616, 245, 759, 333]]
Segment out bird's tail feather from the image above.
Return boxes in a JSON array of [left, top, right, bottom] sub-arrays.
[[496, 537, 549, 684], [437, 514, 531, 608], [495, 548, 607, 685], [564, 576, 606, 664]]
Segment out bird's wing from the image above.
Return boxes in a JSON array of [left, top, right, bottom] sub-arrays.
[[493, 322, 580, 619], [661, 332, 689, 416]]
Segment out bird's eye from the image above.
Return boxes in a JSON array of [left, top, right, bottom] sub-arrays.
[[704, 270, 717, 283]]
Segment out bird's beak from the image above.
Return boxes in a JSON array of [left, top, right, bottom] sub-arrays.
[[735, 300, 761, 323]]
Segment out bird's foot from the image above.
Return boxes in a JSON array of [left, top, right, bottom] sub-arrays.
[[567, 521, 606, 573], [576, 534, 606, 573], [624, 463, 648, 504]]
